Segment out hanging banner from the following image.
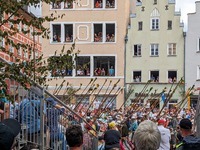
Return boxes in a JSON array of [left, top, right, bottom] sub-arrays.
[[188, 96, 190, 110]]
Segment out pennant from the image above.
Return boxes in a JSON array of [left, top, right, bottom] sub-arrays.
[[162, 93, 165, 104]]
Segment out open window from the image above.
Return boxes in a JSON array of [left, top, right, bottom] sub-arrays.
[[105, 0, 115, 8], [168, 99, 177, 109], [150, 71, 159, 82], [133, 71, 141, 82], [52, 24, 61, 42], [76, 56, 90, 76], [64, 24, 73, 42], [93, 56, 115, 76], [94, 24, 103, 42], [168, 43, 176, 55], [106, 24, 115, 42], [64, 0, 73, 9], [52, 1, 61, 9], [168, 71, 177, 83], [138, 22, 143, 30], [50, 56, 73, 77], [168, 20, 172, 30], [133, 45, 141, 56], [94, 0, 103, 8]]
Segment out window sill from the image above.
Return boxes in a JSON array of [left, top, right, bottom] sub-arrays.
[[196, 79, 200, 81], [150, 55, 159, 57], [151, 29, 159, 31], [133, 56, 142, 57], [168, 55, 177, 57], [196, 51, 200, 53], [167, 28, 172, 30], [138, 29, 143, 31]]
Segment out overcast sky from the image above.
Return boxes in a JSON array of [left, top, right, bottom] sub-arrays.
[[30, 0, 198, 31]]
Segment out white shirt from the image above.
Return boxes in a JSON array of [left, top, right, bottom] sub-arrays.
[[157, 126, 171, 150], [146, 102, 150, 108], [94, 101, 101, 109]]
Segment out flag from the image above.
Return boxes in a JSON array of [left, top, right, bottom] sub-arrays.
[[162, 93, 165, 104]]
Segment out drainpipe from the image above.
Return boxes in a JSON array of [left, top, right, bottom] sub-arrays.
[[183, 32, 186, 92], [124, 35, 128, 108]]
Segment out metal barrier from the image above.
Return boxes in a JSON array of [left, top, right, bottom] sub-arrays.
[[0, 57, 98, 150]]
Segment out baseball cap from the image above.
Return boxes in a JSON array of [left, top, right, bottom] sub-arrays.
[[46, 97, 58, 107], [158, 120, 165, 124], [109, 122, 115, 128], [179, 118, 192, 129], [0, 119, 21, 150]]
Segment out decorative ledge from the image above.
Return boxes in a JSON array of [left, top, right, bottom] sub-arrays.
[[130, 13, 136, 18], [175, 11, 181, 16], [127, 25, 131, 29], [136, 2, 142, 6], [169, 0, 175, 4]]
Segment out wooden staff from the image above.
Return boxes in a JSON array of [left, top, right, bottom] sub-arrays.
[[63, 88, 81, 103], [84, 79, 108, 116], [60, 82, 70, 101], [53, 83, 58, 95], [53, 80, 66, 95]]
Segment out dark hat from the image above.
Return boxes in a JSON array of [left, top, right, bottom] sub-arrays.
[[0, 119, 21, 150], [179, 118, 192, 129]]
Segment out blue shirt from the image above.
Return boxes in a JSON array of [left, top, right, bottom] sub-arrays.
[[109, 69, 114, 76], [129, 121, 138, 131], [68, 70, 72, 76], [151, 76, 155, 81], [20, 99, 46, 133]]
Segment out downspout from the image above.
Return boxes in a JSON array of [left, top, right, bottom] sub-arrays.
[[124, 35, 128, 109], [183, 32, 186, 92]]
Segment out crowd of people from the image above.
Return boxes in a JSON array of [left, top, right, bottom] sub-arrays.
[[53, 34, 73, 42], [94, 32, 115, 42]]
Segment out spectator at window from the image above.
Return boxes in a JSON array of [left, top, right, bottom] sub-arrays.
[[77, 68, 83, 76], [156, 77, 159, 82], [173, 77, 177, 82], [168, 77, 172, 83], [57, 35, 61, 42], [86, 68, 90, 76], [109, 66, 115, 76], [102, 68, 106, 76], [106, 34, 110, 42], [95, 1, 100, 8], [136, 76, 140, 82], [98, 67, 102, 76], [70, 1, 73, 8], [111, 1, 115, 8], [98, 32, 102, 42], [106, 1, 111, 8], [139, 76, 141, 82], [66, 35, 70, 42], [64, 1, 68, 8], [57, 2, 61, 9], [67, 69, 72, 76], [53, 35, 57, 42], [99, 0, 103, 8], [111, 34, 115, 42], [94, 68, 98, 76], [94, 33, 99, 42], [151, 74, 155, 82], [70, 35, 73, 42]]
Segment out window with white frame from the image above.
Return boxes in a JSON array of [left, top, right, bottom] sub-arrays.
[[150, 71, 159, 82], [151, 44, 159, 56], [198, 38, 200, 51], [64, 24, 73, 42], [23, 48, 28, 59], [9, 14, 14, 28], [168, 43, 176, 55], [138, 21, 143, 30], [93, 56, 115, 76], [153, 0, 157, 4], [151, 18, 159, 30], [106, 24, 115, 42], [198, 66, 200, 79], [94, 24, 103, 42], [168, 71, 177, 83], [17, 43, 22, 57], [29, 26, 33, 39], [52, 24, 61, 42], [23, 24, 27, 36], [94, 0, 103, 8], [0, 36, 4, 48], [30, 50, 33, 59], [35, 50, 38, 59], [64, 0, 73, 9], [39, 35, 42, 44], [76, 56, 90, 76], [17, 21, 21, 32], [52, 1, 61, 9], [34, 29, 38, 42], [168, 99, 178, 109], [133, 71, 141, 82], [133, 44, 142, 56], [105, 0, 115, 8], [9, 40, 14, 53]]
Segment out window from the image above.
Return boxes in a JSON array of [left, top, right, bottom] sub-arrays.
[[76, 56, 90, 76], [29, 26, 33, 39], [198, 38, 200, 51], [52, 1, 61, 9], [0, 37, 4, 48], [23, 24, 27, 36], [151, 18, 159, 30], [153, 0, 157, 4], [105, 0, 115, 8], [106, 24, 115, 42], [151, 44, 159, 56], [35, 51, 38, 59], [23, 48, 28, 59], [9, 14, 14, 28], [168, 20, 172, 30], [9, 40, 14, 53], [197, 66, 200, 79], [94, 24, 103, 42], [52, 24, 61, 42], [138, 22, 143, 30], [150, 71, 159, 82], [168, 43, 176, 55], [34, 29, 38, 42], [64, 24, 73, 42], [94, 56, 115, 76], [64, 0, 73, 9], [168, 99, 177, 109], [17, 44, 21, 56], [133, 45, 141, 56], [133, 71, 141, 82], [39, 35, 42, 44], [94, 0, 103, 8], [17, 21, 21, 32], [168, 71, 177, 83]]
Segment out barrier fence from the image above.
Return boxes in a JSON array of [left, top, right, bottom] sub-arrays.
[[0, 57, 98, 150]]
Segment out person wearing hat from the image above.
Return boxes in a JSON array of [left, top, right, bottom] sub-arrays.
[[0, 118, 21, 150], [176, 118, 200, 150], [129, 115, 138, 143], [157, 119, 171, 150], [104, 122, 121, 150]]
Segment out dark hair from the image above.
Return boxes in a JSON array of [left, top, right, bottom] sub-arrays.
[[66, 125, 83, 148]]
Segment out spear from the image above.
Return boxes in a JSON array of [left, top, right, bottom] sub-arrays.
[[84, 79, 107, 116], [53, 80, 66, 95], [63, 87, 81, 103], [60, 82, 70, 101]]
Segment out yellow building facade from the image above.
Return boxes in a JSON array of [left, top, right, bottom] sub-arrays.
[[126, 0, 185, 109], [42, 0, 136, 108]]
